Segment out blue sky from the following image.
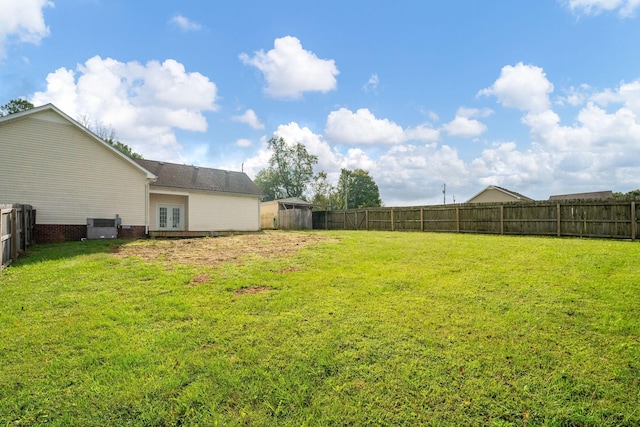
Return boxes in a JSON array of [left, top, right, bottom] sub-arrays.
[[2, 0, 640, 205]]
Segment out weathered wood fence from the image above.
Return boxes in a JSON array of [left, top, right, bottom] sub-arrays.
[[312, 199, 639, 240], [1, 204, 35, 271], [277, 208, 313, 230]]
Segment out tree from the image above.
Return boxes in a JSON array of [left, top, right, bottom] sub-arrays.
[[78, 115, 143, 159], [253, 168, 280, 201], [309, 171, 335, 209], [614, 189, 640, 199], [0, 99, 34, 116], [334, 168, 382, 209], [254, 137, 318, 201]]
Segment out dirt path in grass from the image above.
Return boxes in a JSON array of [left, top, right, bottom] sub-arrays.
[[115, 231, 336, 266]]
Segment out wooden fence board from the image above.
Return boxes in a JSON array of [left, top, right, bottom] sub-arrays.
[[1, 204, 35, 271], [312, 199, 640, 240]]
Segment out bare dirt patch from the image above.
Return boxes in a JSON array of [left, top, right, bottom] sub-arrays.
[[115, 231, 336, 267], [234, 286, 271, 295]]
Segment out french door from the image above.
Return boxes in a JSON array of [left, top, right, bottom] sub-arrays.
[[157, 204, 184, 230]]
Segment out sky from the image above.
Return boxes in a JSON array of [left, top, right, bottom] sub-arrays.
[[1, 0, 640, 205]]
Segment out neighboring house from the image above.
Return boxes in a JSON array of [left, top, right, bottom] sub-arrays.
[[466, 185, 535, 204], [0, 103, 262, 243], [260, 197, 313, 230], [549, 190, 613, 201]]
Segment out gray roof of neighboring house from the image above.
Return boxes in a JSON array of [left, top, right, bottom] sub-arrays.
[[549, 190, 613, 201], [135, 158, 262, 196]]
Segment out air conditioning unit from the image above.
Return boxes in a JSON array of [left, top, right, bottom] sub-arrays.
[[87, 217, 120, 239]]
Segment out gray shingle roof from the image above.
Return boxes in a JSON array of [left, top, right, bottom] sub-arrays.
[[491, 186, 534, 201], [135, 159, 262, 196], [549, 190, 613, 201]]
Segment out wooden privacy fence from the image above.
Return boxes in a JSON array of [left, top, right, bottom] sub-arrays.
[[1, 204, 35, 271], [277, 208, 313, 230], [312, 199, 639, 240]]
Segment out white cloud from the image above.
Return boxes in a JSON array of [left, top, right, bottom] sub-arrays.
[[404, 124, 441, 142], [442, 116, 487, 138], [239, 36, 339, 99], [590, 79, 640, 114], [325, 108, 404, 145], [441, 108, 491, 138], [363, 74, 379, 93], [470, 142, 553, 189], [479, 62, 554, 113], [232, 109, 265, 129], [566, 0, 640, 17], [375, 143, 469, 205], [236, 138, 252, 147], [556, 84, 592, 107], [30, 55, 219, 161], [170, 14, 203, 31], [0, 0, 53, 59], [480, 63, 640, 196], [325, 107, 439, 145], [242, 122, 378, 187], [236, 62, 640, 205], [274, 122, 343, 172]]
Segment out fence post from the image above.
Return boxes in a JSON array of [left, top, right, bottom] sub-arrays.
[[0, 210, 4, 271], [556, 203, 561, 237], [456, 206, 460, 233], [632, 201, 637, 241], [420, 207, 424, 232], [11, 209, 18, 263], [366, 209, 369, 231], [500, 205, 504, 235], [391, 208, 395, 231]]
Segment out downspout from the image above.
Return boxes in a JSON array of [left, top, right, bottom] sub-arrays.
[[145, 179, 151, 235]]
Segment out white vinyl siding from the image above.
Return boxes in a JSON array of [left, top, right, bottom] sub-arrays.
[[188, 192, 260, 231], [0, 111, 149, 226]]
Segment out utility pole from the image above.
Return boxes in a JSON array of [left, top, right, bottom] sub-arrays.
[[344, 170, 350, 210], [345, 181, 348, 210], [442, 183, 446, 205]]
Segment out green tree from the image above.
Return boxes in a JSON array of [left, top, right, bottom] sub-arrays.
[[79, 115, 143, 159], [253, 168, 280, 202], [335, 168, 382, 209], [310, 171, 335, 209], [0, 99, 35, 116], [255, 137, 318, 201], [614, 189, 640, 199]]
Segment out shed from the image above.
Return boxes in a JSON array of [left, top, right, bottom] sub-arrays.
[[260, 198, 313, 230]]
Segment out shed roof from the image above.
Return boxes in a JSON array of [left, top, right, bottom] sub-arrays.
[[277, 197, 312, 206], [135, 158, 262, 196]]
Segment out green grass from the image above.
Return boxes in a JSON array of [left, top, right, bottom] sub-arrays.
[[1, 232, 639, 426]]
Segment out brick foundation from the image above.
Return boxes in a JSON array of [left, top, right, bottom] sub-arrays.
[[117, 226, 147, 239], [34, 224, 147, 243]]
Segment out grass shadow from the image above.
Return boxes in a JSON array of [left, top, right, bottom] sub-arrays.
[[13, 238, 132, 266]]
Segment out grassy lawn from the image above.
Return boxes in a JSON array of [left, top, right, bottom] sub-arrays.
[[1, 231, 639, 426]]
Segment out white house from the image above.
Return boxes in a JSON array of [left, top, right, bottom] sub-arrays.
[[0, 104, 262, 242]]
